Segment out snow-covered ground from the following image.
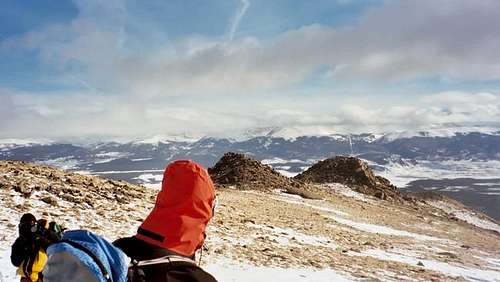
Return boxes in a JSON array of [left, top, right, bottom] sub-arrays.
[[37, 157, 81, 170], [0, 139, 52, 149], [0, 250, 355, 282], [248, 223, 338, 249], [261, 158, 311, 165], [276, 169, 299, 177], [324, 183, 376, 203], [0, 249, 17, 282], [94, 151, 132, 164], [349, 249, 500, 282], [428, 200, 500, 233], [379, 126, 500, 142], [378, 160, 500, 187], [274, 190, 443, 242], [326, 215, 443, 241], [205, 260, 353, 282], [1, 161, 500, 282]]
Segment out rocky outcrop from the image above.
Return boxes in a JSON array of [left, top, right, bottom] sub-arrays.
[[295, 156, 401, 201], [1, 161, 499, 282], [0, 160, 155, 210], [209, 152, 323, 199]]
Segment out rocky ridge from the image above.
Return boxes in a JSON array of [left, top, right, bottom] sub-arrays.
[[0, 160, 155, 236], [208, 152, 323, 199], [295, 156, 402, 201], [0, 160, 499, 281]]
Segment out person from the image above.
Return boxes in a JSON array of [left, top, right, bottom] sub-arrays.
[[11, 214, 64, 282], [11, 213, 48, 282], [114, 160, 217, 282]]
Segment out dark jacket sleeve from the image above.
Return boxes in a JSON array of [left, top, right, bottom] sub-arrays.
[[11, 237, 31, 267]]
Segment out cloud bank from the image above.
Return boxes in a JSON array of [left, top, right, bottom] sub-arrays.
[[4, 0, 500, 95], [1, 90, 498, 139], [1, 0, 500, 138]]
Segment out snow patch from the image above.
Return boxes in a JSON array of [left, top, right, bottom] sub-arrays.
[[0, 138, 52, 148], [350, 249, 500, 282], [379, 160, 500, 187], [276, 170, 299, 177], [249, 224, 337, 249], [130, 158, 153, 162], [325, 183, 375, 203], [429, 200, 500, 233], [326, 215, 443, 241], [261, 158, 306, 165], [270, 193, 349, 217], [266, 126, 340, 141], [204, 258, 353, 282], [0, 249, 17, 282], [142, 183, 161, 189], [379, 126, 500, 142], [95, 152, 127, 158], [133, 173, 163, 183], [37, 157, 80, 170]]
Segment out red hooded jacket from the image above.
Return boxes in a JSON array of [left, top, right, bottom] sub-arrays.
[[136, 160, 215, 257]]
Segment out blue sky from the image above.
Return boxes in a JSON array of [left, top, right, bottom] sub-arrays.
[[1, 0, 500, 139]]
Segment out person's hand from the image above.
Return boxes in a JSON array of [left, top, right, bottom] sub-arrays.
[[34, 221, 64, 250]]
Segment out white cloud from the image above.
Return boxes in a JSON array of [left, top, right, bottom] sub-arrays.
[[4, 0, 500, 96], [1, 1, 500, 138], [0, 90, 498, 139], [334, 92, 500, 130]]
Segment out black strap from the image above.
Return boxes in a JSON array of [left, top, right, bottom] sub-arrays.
[[128, 260, 146, 282], [60, 239, 112, 282], [137, 227, 164, 243]]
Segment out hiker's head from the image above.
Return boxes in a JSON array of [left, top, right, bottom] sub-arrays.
[[136, 160, 216, 257], [18, 213, 37, 237]]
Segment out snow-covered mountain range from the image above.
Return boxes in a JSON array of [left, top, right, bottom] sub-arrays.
[[1, 128, 499, 180], [1, 128, 500, 219]]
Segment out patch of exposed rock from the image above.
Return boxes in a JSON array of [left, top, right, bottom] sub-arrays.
[[295, 156, 401, 201], [0, 160, 155, 210], [208, 152, 323, 199]]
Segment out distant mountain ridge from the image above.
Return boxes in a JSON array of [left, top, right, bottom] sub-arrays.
[[1, 129, 500, 220], [1, 129, 500, 176]]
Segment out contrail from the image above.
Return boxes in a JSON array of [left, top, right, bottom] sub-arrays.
[[229, 0, 250, 41]]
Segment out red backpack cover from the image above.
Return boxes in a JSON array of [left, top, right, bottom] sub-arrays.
[[136, 160, 215, 257]]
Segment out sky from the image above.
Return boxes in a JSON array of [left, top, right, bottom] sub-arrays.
[[1, 0, 500, 139]]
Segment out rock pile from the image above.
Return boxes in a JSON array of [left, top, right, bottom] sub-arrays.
[[0, 160, 155, 209], [0, 160, 157, 244], [295, 156, 401, 201], [209, 152, 323, 199]]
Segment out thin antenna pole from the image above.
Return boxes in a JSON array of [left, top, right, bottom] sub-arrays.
[[348, 134, 354, 156]]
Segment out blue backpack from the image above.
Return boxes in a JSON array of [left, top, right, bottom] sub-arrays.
[[43, 230, 128, 282]]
